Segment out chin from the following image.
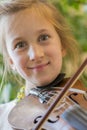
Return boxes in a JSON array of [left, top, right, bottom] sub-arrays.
[[38, 78, 53, 86]]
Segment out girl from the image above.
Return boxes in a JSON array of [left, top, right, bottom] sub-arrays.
[[0, 0, 86, 130]]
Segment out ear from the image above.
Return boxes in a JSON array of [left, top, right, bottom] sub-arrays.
[[62, 47, 66, 57], [9, 58, 16, 71]]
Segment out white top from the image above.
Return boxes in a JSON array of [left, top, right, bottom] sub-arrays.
[[0, 100, 16, 130]]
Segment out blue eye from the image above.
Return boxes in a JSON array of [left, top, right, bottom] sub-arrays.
[[39, 34, 49, 42]]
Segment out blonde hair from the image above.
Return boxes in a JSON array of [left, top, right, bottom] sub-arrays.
[[0, 0, 79, 79]]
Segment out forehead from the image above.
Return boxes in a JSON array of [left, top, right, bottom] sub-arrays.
[[3, 8, 55, 38], [7, 9, 50, 28], [4, 9, 55, 42]]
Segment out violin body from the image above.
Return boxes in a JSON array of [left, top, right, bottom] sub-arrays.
[[8, 79, 87, 130]]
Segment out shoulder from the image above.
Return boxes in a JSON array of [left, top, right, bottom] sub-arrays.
[[0, 100, 16, 116], [0, 100, 16, 130]]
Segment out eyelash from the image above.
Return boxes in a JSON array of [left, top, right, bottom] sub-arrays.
[[14, 34, 50, 50], [15, 41, 27, 49], [38, 34, 50, 42]]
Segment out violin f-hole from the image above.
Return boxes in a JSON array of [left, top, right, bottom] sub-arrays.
[[69, 93, 79, 104], [34, 115, 59, 124]]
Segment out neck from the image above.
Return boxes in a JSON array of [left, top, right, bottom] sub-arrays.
[[25, 81, 35, 96], [25, 73, 65, 96]]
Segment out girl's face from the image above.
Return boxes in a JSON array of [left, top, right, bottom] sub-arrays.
[[4, 9, 65, 86]]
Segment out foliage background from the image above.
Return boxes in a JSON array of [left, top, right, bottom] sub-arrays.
[[0, 0, 87, 103]]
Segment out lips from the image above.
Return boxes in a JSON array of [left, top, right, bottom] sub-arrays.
[[28, 61, 50, 70]]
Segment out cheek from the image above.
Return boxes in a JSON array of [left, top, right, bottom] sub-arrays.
[[47, 45, 63, 60], [11, 53, 27, 69], [48, 45, 63, 68], [6, 42, 28, 69]]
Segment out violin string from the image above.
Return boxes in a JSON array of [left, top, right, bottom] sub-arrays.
[[41, 89, 75, 108], [46, 91, 61, 105], [44, 88, 86, 104], [45, 90, 75, 113], [29, 84, 87, 105], [46, 88, 87, 114]]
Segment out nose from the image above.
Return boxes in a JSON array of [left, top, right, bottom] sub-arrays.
[[28, 44, 44, 61]]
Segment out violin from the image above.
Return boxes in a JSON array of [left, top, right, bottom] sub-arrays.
[[8, 58, 87, 130]]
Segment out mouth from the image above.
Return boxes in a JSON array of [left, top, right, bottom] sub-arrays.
[[28, 62, 50, 70]]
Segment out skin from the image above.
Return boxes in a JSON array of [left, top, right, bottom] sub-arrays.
[[1, 8, 75, 130], [4, 8, 65, 87]]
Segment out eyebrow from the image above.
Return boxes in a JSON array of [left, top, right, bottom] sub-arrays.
[[37, 29, 48, 34], [11, 29, 49, 43], [12, 37, 23, 43]]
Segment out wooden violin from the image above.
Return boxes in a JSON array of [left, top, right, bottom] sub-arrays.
[[8, 58, 87, 130]]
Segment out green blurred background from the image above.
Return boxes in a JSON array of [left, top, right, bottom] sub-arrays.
[[0, 0, 87, 103]]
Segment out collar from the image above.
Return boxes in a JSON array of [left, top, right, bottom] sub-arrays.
[[37, 73, 65, 89], [29, 73, 65, 103]]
